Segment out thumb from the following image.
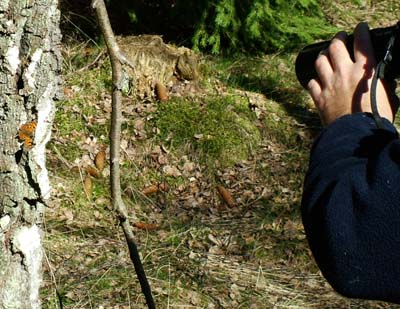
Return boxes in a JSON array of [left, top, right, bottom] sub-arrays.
[[353, 22, 376, 67]]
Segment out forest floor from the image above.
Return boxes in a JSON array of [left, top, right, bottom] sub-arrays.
[[41, 1, 400, 308]]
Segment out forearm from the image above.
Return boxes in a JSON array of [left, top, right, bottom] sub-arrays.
[[301, 112, 400, 303], [304, 113, 398, 207]]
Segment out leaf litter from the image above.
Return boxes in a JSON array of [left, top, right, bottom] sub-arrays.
[[43, 26, 394, 308]]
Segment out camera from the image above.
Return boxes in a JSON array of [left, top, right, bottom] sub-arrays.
[[295, 22, 400, 89]]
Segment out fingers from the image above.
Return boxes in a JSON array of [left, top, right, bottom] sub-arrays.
[[353, 22, 376, 66], [308, 79, 328, 125], [328, 31, 351, 69], [314, 31, 349, 86], [307, 79, 322, 103], [315, 50, 333, 85]]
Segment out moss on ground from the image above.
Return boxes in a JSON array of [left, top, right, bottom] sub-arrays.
[[153, 95, 260, 168]]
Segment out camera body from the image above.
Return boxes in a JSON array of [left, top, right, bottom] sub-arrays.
[[295, 23, 400, 89]]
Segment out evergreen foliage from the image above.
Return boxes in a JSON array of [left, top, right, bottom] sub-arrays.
[[192, 0, 336, 53], [103, 0, 336, 54]]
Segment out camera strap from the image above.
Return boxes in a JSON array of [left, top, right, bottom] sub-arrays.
[[370, 23, 400, 129]]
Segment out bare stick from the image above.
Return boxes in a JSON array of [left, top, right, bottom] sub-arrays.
[[91, 1, 155, 308], [76, 49, 105, 72]]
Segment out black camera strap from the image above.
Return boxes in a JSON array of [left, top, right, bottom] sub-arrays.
[[370, 23, 400, 129]]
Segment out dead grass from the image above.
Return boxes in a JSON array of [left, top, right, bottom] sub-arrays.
[[41, 2, 399, 308], [321, 0, 400, 31]]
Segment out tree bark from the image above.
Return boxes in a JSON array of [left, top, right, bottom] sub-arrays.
[[0, 0, 62, 308]]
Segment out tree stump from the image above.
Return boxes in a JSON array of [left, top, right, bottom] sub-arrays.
[[117, 35, 199, 100]]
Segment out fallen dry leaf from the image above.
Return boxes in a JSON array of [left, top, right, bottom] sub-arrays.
[[63, 209, 74, 224], [142, 183, 170, 196], [163, 165, 181, 177], [63, 87, 73, 98], [85, 166, 101, 178], [133, 222, 158, 231], [142, 184, 158, 196], [134, 118, 145, 130], [216, 185, 235, 207], [83, 175, 93, 199], [158, 182, 170, 192], [70, 166, 80, 174]]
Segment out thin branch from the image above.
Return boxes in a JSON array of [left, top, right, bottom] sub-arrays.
[[91, 1, 155, 308], [90, 0, 135, 69], [76, 49, 105, 72]]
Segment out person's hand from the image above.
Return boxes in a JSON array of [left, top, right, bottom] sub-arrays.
[[307, 22, 399, 126]]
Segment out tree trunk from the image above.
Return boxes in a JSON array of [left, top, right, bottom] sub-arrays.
[[0, 0, 61, 308]]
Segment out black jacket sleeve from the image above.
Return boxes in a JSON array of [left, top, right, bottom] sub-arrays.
[[301, 112, 400, 303]]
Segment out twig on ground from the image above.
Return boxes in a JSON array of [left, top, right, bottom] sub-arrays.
[[76, 49, 106, 72], [51, 144, 73, 169], [91, 0, 155, 308]]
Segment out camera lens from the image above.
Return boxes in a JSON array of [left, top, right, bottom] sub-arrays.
[[295, 23, 400, 89]]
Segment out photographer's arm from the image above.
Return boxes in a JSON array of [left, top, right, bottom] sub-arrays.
[[301, 22, 400, 303], [302, 113, 400, 302]]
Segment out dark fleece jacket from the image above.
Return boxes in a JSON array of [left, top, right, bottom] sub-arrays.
[[301, 113, 400, 303]]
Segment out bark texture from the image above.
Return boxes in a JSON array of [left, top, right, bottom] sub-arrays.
[[0, 0, 62, 308]]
